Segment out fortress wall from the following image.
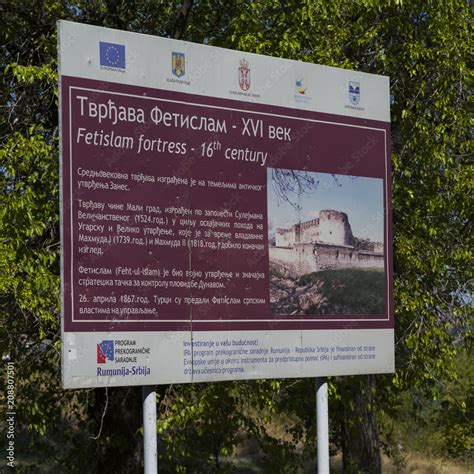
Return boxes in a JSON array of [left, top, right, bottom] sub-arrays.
[[357, 240, 384, 253], [373, 242, 384, 253], [356, 251, 384, 268], [276, 222, 321, 246], [294, 243, 319, 275], [315, 246, 383, 271], [275, 227, 296, 247], [269, 247, 300, 277], [301, 218, 319, 229], [300, 225, 320, 243], [269, 245, 318, 277], [315, 246, 353, 271], [269, 243, 384, 277]]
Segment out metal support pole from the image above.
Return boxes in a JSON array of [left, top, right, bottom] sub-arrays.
[[142, 385, 157, 474], [316, 377, 329, 474]]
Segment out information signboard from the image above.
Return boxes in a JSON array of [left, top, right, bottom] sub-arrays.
[[59, 21, 394, 388]]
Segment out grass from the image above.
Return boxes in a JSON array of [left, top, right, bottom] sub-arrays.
[[298, 268, 385, 315]]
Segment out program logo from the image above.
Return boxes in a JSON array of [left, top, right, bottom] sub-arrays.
[[97, 340, 114, 364], [294, 78, 311, 104], [296, 78, 306, 95], [348, 81, 360, 105]]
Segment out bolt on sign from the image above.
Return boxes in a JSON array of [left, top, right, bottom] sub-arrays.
[[59, 21, 394, 388]]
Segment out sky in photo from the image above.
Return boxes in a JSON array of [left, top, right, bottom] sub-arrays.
[[267, 169, 384, 242]]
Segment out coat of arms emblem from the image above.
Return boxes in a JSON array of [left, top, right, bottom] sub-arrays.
[[172, 52, 185, 78], [348, 81, 360, 105], [238, 59, 250, 91]]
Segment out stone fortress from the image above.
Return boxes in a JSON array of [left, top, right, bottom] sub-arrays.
[[270, 209, 384, 277]]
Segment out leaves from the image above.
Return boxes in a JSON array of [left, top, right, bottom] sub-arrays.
[[0, 129, 59, 330], [0, 0, 471, 470]]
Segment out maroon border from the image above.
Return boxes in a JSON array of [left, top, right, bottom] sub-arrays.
[[60, 75, 393, 332]]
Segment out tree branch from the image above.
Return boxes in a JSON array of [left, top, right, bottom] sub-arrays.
[[172, 0, 194, 40]]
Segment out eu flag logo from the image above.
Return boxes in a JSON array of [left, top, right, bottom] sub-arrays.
[[97, 340, 114, 364], [99, 42, 126, 70]]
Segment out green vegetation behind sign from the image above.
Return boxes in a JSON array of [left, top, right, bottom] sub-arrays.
[[0, 1, 471, 472]]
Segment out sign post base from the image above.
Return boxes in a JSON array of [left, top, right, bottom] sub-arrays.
[[316, 377, 329, 473], [143, 385, 157, 474]]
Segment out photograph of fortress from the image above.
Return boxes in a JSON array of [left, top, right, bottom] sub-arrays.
[[267, 168, 386, 316], [271, 209, 384, 277]]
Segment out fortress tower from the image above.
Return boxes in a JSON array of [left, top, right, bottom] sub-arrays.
[[317, 210, 354, 246], [275, 209, 355, 247]]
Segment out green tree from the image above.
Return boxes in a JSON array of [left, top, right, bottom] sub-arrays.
[[228, 1, 471, 471]]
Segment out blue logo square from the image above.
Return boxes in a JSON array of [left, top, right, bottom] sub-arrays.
[[100, 42, 126, 69], [99, 340, 115, 361]]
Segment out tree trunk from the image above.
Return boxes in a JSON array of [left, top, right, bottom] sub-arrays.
[[172, 0, 194, 39], [341, 375, 381, 474]]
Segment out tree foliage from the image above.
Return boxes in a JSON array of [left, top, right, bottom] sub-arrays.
[[1, 1, 471, 472]]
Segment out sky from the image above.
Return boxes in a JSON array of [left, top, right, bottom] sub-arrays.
[[267, 169, 384, 242]]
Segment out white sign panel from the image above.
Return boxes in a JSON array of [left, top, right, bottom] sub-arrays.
[[59, 21, 394, 388]]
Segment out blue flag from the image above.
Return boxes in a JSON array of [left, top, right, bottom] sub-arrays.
[[99, 42, 126, 69]]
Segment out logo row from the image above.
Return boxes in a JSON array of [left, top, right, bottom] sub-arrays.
[[99, 41, 361, 105]]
